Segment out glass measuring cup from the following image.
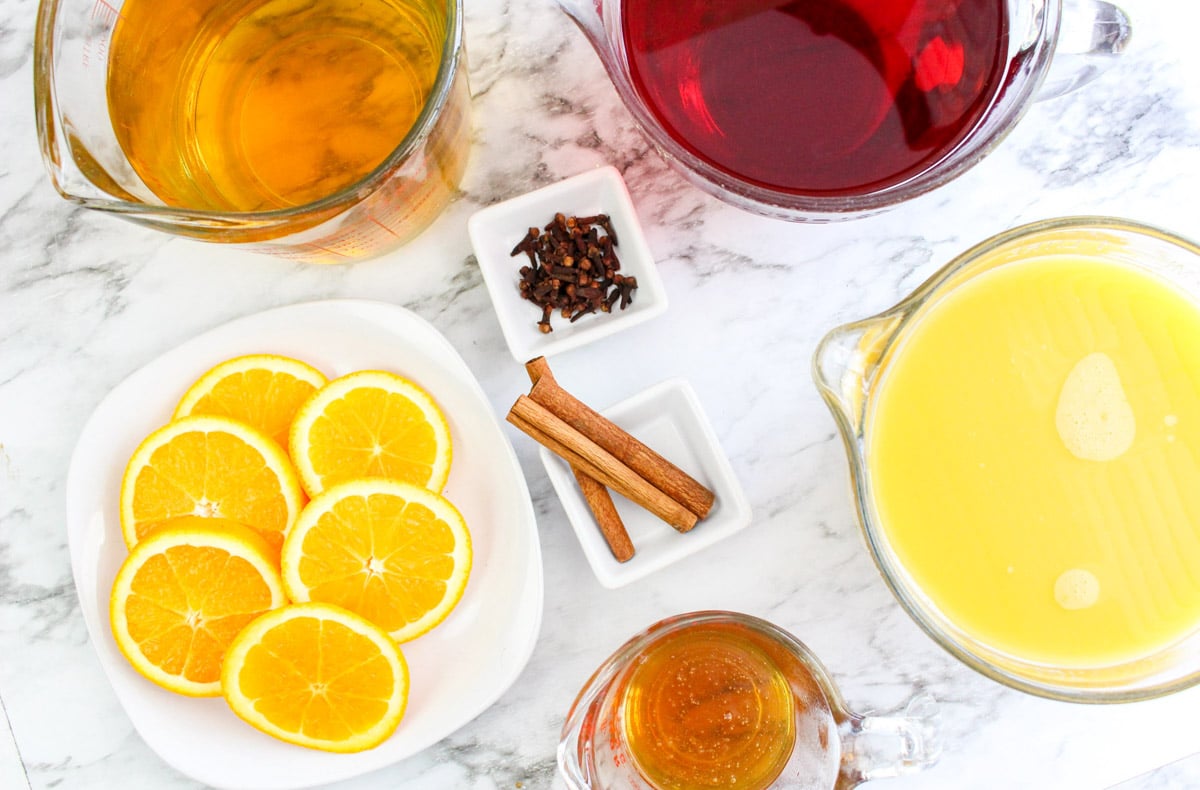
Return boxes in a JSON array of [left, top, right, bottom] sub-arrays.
[[558, 611, 940, 789], [553, 0, 1131, 222], [34, 0, 471, 263], [813, 217, 1200, 702]]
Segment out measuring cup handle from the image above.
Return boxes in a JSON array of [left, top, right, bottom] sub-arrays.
[[838, 693, 942, 787], [1037, 0, 1132, 101]]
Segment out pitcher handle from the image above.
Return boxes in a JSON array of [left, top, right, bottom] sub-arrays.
[[1037, 0, 1132, 101], [838, 693, 942, 787]]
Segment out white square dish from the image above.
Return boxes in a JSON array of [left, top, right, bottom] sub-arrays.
[[467, 166, 668, 362], [65, 300, 543, 790], [539, 378, 752, 588]]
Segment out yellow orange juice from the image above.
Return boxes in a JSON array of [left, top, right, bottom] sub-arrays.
[[868, 255, 1200, 668]]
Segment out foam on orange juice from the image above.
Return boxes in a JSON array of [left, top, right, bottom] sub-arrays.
[[868, 255, 1200, 668]]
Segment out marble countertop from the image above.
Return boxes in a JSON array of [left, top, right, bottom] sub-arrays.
[[5, 0, 1200, 788]]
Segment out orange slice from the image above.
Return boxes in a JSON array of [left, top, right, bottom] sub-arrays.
[[221, 602, 409, 752], [109, 520, 286, 696], [288, 370, 452, 498], [173, 354, 327, 452], [280, 478, 472, 643], [119, 415, 304, 554]]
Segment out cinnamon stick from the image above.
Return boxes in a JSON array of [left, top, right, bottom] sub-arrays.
[[507, 395, 699, 532], [527, 375, 715, 519], [573, 467, 635, 562], [524, 357, 635, 561], [525, 356, 554, 385]]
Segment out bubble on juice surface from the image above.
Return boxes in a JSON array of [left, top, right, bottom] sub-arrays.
[[1055, 352, 1136, 462], [1055, 568, 1101, 610]]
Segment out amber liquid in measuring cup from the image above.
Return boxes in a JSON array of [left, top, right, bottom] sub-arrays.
[[615, 620, 838, 790], [107, 0, 449, 211]]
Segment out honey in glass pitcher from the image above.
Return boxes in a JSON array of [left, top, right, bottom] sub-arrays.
[[107, 0, 449, 212], [614, 619, 837, 790], [560, 612, 940, 789]]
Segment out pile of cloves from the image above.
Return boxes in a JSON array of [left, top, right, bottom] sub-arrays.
[[510, 212, 638, 333]]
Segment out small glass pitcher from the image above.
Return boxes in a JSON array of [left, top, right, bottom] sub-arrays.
[[34, 0, 471, 263], [812, 217, 1200, 702], [553, 0, 1131, 222], [558, 611, 940, 789]]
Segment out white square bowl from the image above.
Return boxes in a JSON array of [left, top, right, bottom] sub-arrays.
[[539, 378, 752, 588], [467, 166, 668, 362]]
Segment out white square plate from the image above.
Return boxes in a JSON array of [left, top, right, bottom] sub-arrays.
[[467, 166, 668, 362], [65, 300, 543, 789], [539, 379, 752, 588]]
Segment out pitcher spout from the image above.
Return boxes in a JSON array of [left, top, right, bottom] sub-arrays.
[[812, 313, 904, 440], [553, 0, 621, 80]]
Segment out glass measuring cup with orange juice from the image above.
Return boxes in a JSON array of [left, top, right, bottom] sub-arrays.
[[815, 217, 1200, 700], [558, 611, 940, 790], [35, 0, 469, 263]]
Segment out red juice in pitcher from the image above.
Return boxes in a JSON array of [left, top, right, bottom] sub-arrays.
[[621, 0, 1009, 195]]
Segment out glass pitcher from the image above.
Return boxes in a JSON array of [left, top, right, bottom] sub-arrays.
[[34, 0, 471, 263], [813, 217, 1200, 701], [553, 0, 1131, 222], [558, 611, 941, 789]]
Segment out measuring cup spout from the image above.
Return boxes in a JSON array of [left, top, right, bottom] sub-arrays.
[[811, 313, 904, 442], [554, 0, 620, 80]]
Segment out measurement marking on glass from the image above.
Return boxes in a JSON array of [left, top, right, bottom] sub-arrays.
[[90, 0, 122, 22], [82, 0, 121, 67], [304, 242, 350, 260], [366, 213, 400, 238]]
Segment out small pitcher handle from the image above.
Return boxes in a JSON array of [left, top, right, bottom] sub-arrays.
[[1037, 0, 1132, 101], [837, 693, 942, 787]]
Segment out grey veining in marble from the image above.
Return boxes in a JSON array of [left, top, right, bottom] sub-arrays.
[[4, 0, 1200, 788]]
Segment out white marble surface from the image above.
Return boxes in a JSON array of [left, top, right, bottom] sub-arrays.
[[4, 0, 1200, 788]]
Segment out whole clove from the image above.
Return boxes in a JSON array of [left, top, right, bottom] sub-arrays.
[[510, 212, 637, 333]]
